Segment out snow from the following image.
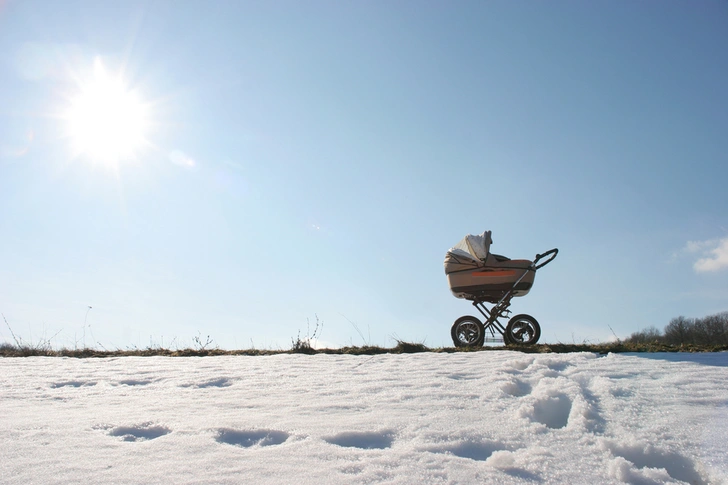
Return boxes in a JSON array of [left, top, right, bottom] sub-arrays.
[[1, 352, 727, 484]]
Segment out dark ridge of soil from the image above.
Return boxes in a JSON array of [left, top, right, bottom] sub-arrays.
[[2, 341, 726, 358]]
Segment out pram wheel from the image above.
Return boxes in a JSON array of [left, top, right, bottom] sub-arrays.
[[451, 316, 485, 348], [505, 314, 541, 345]]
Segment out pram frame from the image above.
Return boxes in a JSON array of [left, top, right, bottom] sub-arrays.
[[451, 248, 558, 347]]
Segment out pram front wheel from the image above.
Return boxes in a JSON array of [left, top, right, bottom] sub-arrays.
[[505, 314, 541, 345], [451, 316, 485, 348]]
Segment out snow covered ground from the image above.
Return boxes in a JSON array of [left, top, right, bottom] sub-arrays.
[[1, 351, 726, 484]]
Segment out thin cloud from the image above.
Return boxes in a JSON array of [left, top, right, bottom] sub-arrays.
[[687, 237, 728, 273], [168, 150, 196, 169]]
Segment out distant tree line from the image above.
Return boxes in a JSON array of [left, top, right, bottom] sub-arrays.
[[626, 311, 728, 346]]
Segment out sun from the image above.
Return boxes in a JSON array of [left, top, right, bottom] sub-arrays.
[[64, 59, 150, 167]]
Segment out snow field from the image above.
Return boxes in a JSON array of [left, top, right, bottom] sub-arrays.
[[1, 352, 726, 484]]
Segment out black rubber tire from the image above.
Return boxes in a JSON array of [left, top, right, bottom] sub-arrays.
[[451, 315, 485, 348], [505, 314, 541, 346], [502, 326, 515, 345]]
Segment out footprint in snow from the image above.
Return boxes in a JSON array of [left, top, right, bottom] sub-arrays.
[[445, 372, 478, 381], [51, 381, 97, 388], [530, 393, 572, 429], [105, 423, 171, 442], [605, 441, 708, 485], [508, 358, 535, 372], [325, 431, 395, 450], [118, 379, 153, 386], [501, 379, 532, 397], [426, 439, 508, 461], [546, 361, 572, 372], [181, 377, 233, 388], [216, 429, 290, 448]]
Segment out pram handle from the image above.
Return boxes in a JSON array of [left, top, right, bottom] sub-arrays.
[[533, 248, 558, 270]]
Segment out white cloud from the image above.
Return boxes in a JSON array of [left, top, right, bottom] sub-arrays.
[[688, 237, 728, 273], [685, 240, 712, 253]]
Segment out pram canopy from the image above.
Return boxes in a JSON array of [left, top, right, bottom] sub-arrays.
[[444, 230, 511, 275], [449, 230, 492, 263]]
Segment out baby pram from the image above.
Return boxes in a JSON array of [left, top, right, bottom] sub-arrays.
[[444, 230, 557, 346]]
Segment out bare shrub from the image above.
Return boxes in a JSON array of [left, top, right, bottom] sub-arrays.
[[291, 315, 322, 354]]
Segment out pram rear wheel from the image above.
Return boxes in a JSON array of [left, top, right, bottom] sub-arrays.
[[505, 314, 541, 345], [451, 316, 485, 348]]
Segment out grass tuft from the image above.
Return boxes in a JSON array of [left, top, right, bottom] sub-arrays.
[[290, 315, 323, 354], [392, 340, 429, 354]]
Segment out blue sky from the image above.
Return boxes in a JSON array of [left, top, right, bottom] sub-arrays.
[[1, 1, 727, 350]]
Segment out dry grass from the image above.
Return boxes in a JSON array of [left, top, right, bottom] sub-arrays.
[[1, 341, 726, 358]]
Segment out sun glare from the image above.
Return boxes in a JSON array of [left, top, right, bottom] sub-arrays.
[[65, 59, 150, 167]]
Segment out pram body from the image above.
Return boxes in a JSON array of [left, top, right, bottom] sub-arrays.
[[444, 230, 557, 346]]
